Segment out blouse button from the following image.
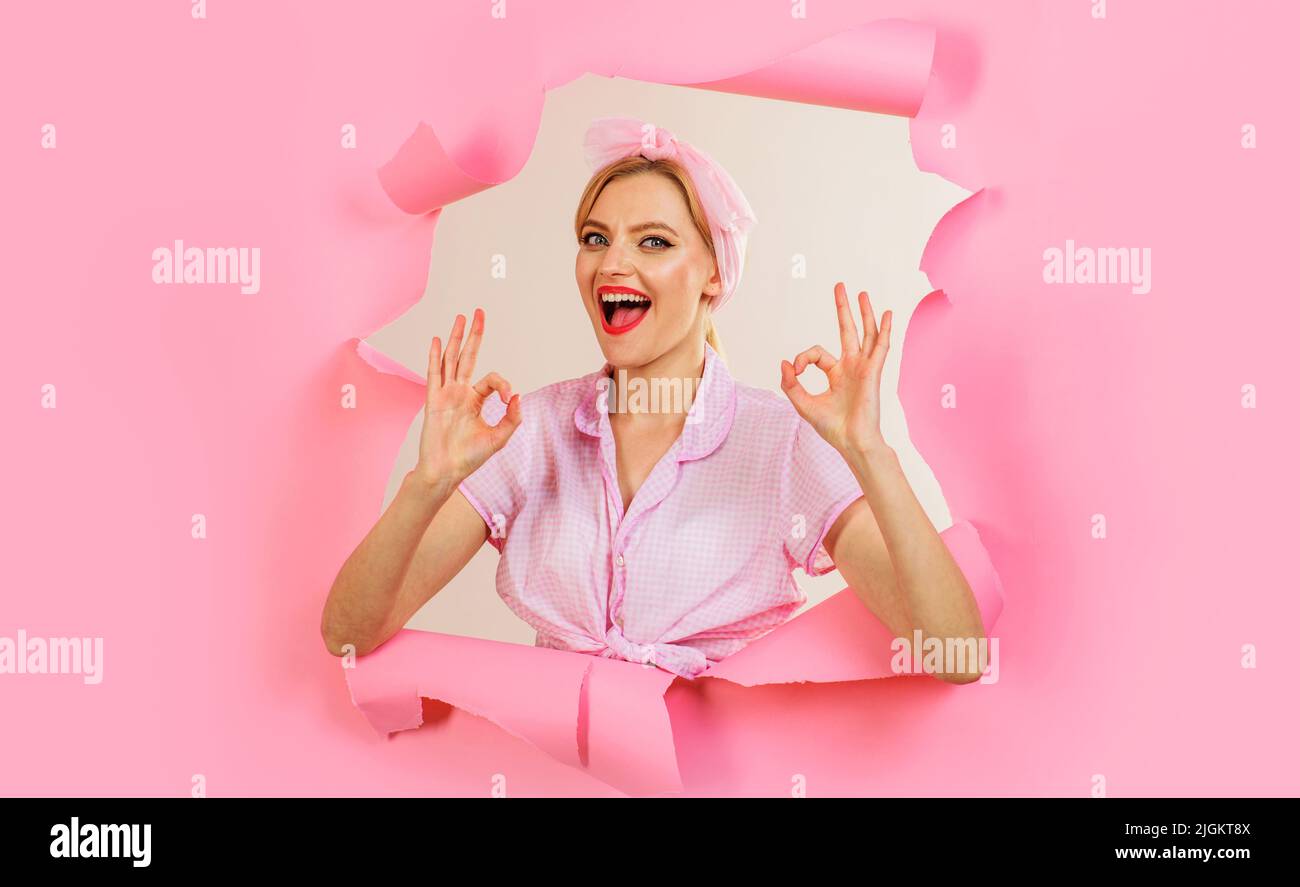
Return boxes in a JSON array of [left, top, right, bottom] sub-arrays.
[[616, 554, 625, 566]]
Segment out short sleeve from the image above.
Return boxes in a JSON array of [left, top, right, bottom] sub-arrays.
[[456, 392, 532, 553], [781, 415, 864, 576]]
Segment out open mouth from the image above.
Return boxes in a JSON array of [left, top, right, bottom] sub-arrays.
[[599, 289, 652, 334]]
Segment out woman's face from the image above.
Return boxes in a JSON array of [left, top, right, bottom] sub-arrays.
[[575, 172, 721, 368]]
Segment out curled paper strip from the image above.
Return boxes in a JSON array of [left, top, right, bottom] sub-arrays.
[[345, 521, 1003, 796], [679, 18, 935, 118]]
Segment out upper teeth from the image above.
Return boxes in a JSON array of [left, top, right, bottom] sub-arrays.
[[601, 292, 649, 303]]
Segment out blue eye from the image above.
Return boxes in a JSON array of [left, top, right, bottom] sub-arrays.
[[580, 231, 673, 249]]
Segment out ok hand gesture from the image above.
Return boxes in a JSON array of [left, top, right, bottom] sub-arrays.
[[416, 308, 522, 484], [779, 282, 892, 456]]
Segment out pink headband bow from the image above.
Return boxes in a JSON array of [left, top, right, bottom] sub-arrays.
[[582, 116, 757, 314]]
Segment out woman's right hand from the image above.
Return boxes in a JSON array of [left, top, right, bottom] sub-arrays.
[[415, 308, 522, 484]]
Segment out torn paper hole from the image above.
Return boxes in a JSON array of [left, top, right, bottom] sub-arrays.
[[345, 17, 1003, 796]]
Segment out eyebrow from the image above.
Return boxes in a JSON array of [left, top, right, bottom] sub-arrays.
[[582, 219, 680, 238]]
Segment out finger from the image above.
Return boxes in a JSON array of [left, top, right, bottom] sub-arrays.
[[491, 394, 523, 448], [427, 336, 443, 394], [457, 308, 484, 383], [834, 282, 860, 357], [792, 345, 837, 376], [472, 371, 513, 405], [858, 291, 879, 352], [870, 310, 893, 366], [443, 314, 466, 384], [779, 359, 815, 419]]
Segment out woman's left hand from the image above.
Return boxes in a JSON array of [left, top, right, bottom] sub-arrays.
[[780, 281, 892, 455]]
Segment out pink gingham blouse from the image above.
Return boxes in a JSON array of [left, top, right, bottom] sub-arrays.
[[456, 341, 865, 679]]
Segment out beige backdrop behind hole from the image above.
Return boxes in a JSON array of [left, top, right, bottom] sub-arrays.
[[365, 73, 970, 645]]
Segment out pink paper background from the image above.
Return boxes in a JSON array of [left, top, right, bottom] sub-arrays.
[[3, 1, 1296, 796]]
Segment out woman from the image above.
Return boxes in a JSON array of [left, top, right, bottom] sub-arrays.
[[321, 116, 986, 682]]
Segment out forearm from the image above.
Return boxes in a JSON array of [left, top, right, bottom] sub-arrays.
[[320, 469, 458, 656], [842, 443, 986, 671]]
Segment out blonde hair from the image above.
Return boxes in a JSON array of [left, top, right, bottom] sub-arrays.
[[575, 156, 726, 363]]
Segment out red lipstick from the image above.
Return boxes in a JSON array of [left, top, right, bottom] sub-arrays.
[[597, 285, 651, 336]]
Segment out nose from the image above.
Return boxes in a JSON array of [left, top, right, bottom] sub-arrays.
[[597, 235, 633, 279]]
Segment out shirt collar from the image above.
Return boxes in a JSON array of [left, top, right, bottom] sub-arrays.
[[573, 340, 736, 462]]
